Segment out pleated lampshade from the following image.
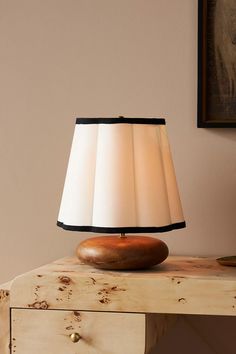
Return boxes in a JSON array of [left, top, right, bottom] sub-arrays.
[[57, 117, 185, 234]]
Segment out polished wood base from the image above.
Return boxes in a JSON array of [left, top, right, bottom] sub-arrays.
[[216, 256, 236, 267], [76, 236, 169, 270]]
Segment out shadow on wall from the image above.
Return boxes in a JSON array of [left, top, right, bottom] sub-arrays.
[[207, 128, 236, 142], [151, 315, 236, 354]]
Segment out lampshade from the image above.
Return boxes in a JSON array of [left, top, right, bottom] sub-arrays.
[[57, 117, 185, 234]]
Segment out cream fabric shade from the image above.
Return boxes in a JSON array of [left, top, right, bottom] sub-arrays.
[[57, 118, 185, 234]]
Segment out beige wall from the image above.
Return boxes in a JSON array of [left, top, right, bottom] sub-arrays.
[[1, 0, 236, 353]]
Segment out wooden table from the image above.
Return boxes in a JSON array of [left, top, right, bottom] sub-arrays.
[[1, 256, 236, 353]]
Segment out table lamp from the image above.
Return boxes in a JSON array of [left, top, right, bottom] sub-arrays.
[[57, 117, 186, 270]]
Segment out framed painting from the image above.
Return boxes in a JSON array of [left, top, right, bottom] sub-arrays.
[[198, 0, 236, 127]]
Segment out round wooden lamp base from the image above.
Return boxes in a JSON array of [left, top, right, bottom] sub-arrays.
[[76, 236, 169, 270]]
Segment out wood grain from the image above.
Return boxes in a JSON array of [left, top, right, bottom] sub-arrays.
[[12, 309, 176, 354], [77, 235, 169, 270], [0, 281, 11, 354], [145, 314, 177, 353], [10, 256, 236, 316]]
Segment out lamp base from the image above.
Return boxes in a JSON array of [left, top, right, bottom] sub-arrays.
[[216, 256, 236, 267], [76, 236, 169, 270]]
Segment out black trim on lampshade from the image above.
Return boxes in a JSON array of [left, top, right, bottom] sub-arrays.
[[76, 117, 166, 125], [57, 221, 186, 234]]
